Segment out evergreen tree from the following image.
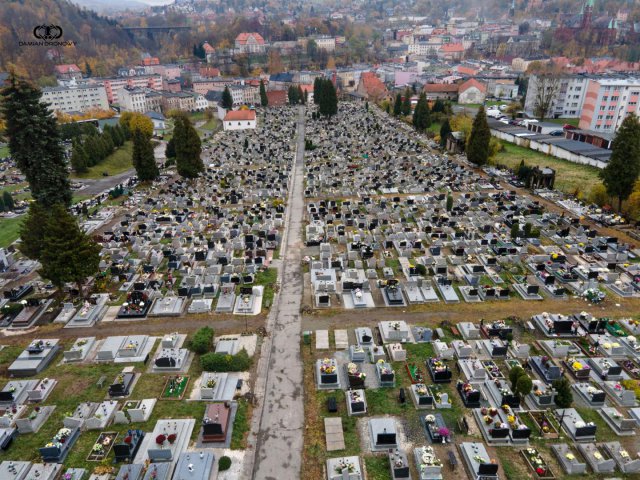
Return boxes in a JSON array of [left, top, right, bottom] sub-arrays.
[[401, 88, 412, 116], [313, 77, 321, 104], [174, 116, 204, 178], [552, 378, 573, 408], [0, 197, 4, 212], [393, 93, 402, 116], [114, 125, 125, 146], [84, 61, 92, 77], [318, 79, 338, 117], [70, 139, 89, 173], [2, 191, 13, 211], [102, 132, 115, 156], [221, 86, 233, 110], [37, 204, 101, 289], [1, 74, 72, 207], [165, 138, 176, 159], [83, 136, 99, 166], [439, 118, 452, 147], [432, 99, 445, 113], [287, 85, 297, 105], [298, 85, 305, 104], [467, 106, 491, 166], [412, 93, 431, 131], [132, 128, 159, 182], [259, 80, 268, 107], [600, 113, 640, 211]]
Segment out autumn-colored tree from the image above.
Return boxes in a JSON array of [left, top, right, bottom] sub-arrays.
[[120, 112, 154, 138]]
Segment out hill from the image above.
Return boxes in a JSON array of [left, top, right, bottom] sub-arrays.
[[0, 0, 144, 79]]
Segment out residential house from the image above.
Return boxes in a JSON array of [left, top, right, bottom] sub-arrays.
[[423, 83, 459, 100], [356, 72, 389, 101], [269, 72, 295, 90], [266, 90, 288, 106], [488, 79, 519, 100], [118, 86, 147, 113], [458, 79, 487, 104], [193, 78, 234, 95], [235, 33, 266, 54], [438, 43, 465, 61], [223, 109, 257, 131], [164, 78, 182, 93], [144, 111, 166, 135], [54, 64, 83, 81], [161, 91, 196, 113]]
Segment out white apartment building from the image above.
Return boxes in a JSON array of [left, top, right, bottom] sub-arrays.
[[41, 81, 109, 113], [524, 75, 590, 118], [312, 36, 336, 52], [118, 87, 148, 113], [408, 42, 441, 56]]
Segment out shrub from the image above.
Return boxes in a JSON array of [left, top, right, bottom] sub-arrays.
[[219, 456, 232, 471], [201, 348, 252, 372], [508, 366, 525, 391], [552, 378, 573, 408], [515, 374, 533, 396], [188, 326, 214, 354]]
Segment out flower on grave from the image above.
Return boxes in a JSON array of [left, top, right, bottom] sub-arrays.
[[484, 415, 493, 425], [206, 378, 217, 388], [416, 385, 428, 396], [489, 408, 498, 417], [565, 453, 575, 461], [542, 425, 550, 433], [425, 414, 436, 424], [501, 404, 511, 413], [614, 383, 623, 391], [420, 446, 441, 466], [536, 467, 546, 475], [7, 385, 15, 393], [620, 449, 630, 459], [92, 443, 104, 453], [437, 427, 450, 438], [377, 359, 385, 364], [347, 363, 358, 375], [392, 322, 401, 330], [124, 436, 132, 444], [473, 455, 488, 464], [335, 460, 355, 473], [156, 434, 166, 445], [64, 474, 72, 480], [593, 451, 603, 460], [167, 433, 177, 444], [507, 415, 516, 425]]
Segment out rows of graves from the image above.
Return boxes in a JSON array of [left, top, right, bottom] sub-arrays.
[[314, 312, 640, 480], [302, 103, 639, 311], [1, 107, 301, 329], [0, 330, 256, 479]]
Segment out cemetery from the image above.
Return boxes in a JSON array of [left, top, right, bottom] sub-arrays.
[[5, 99, 640, 480]]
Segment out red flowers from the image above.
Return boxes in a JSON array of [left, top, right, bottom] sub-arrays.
[[155, 434, 166, 445], [536, 467, 545, 475], [167, 433, 177, 444]]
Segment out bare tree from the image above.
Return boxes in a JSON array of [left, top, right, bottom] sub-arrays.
[[533, 74, 561, 120]]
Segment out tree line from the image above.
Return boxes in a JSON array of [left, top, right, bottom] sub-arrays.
[[1, 74, 100, 292], [70, 123, 126, 174]]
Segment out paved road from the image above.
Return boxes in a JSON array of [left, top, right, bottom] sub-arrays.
[[247, 107, 305, 480]]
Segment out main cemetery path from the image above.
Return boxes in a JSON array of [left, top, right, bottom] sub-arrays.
[[246, 106, 306, 479]]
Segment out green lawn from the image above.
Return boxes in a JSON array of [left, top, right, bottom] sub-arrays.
[[491, 141, 602, 195], [255, 268, 277, 308], [200, 118, 218, 131], [0, 215, 22, 247], [427, 122, 441, 134], [72, 141, 133, 180], [0, 145, 9, 158], [545, 118, 580, 127]]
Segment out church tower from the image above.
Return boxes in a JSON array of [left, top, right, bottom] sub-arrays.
[[581, 0, 595, 29]]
